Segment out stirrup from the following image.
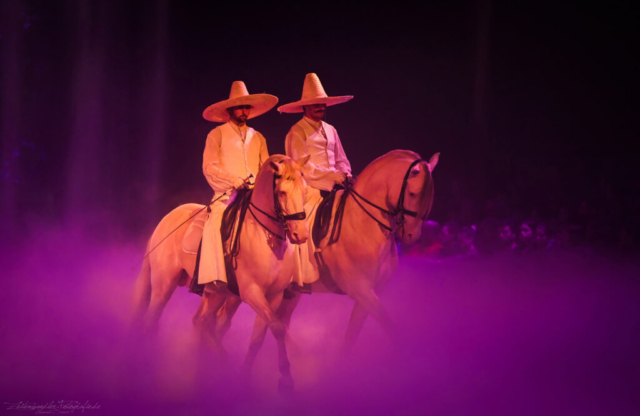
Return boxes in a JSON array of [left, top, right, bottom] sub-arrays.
[[287, 282, 312, 295]]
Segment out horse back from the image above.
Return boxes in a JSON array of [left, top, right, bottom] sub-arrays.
[[151, 203, 206, 243], [148, 203, 206, 284]]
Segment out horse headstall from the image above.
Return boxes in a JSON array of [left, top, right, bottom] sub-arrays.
[[272, 173, 307, 224]]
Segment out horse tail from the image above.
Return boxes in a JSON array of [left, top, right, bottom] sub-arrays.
[[131, 245, 152, 326]]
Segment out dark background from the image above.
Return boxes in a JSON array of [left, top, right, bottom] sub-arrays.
[[1, 0, 638, 238], [1, 3, 640, 415]]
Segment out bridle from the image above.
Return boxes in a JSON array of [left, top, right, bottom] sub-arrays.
[[348, 158, 424, 235], [248, 173, 306, 240]]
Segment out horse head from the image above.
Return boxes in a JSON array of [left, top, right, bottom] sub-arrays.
[[392, 152, 439, 245], [355, 150, 439, 246], [267, 155, 310, 244]]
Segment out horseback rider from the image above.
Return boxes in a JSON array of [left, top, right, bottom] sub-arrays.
[[278, 73, 354, 291], [199, 81, 278, 291]]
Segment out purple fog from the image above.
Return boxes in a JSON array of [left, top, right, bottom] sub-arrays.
[[2, 1, 639, 415], [1, 224, 639, 415]]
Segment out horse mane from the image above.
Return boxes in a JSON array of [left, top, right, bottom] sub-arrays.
[[255, 154, 302, 189], [361, 149, 421, 174]]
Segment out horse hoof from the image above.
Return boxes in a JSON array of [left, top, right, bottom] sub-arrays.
[[278, 377, 294, 395]]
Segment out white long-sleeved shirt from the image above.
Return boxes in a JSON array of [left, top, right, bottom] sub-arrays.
[[284, 116, 351, 192], [202, 122, 269, 196]]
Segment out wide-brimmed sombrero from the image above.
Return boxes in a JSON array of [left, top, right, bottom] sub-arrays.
[[203, 81, 278, 123], [277, 73, 353, 114]]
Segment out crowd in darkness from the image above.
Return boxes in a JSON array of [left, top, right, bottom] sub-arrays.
[[402, 155, 639, 260]]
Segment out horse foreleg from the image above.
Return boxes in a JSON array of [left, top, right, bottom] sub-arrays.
[[276, 290, 302, 355], [277, 290, 302, 329], [215, 296, 242, 341], [351, 289, 394, 341], [241, 286, 293, 392], [343, 303, 370, 354], [241, 284, 280, 326], [243, 315, 269, 372], [241, 285, 277, 372], [267, 291, 294, 394]]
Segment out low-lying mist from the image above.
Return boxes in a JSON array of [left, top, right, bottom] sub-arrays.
[[1, 221, 639, 416]]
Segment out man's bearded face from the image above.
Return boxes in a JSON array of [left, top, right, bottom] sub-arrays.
[[303, 104, 326, 121], [228, 105, 252, 124]]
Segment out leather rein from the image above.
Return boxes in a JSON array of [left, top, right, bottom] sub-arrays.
[[247, 173, 306, 240], [311, 158, 426, 295], [347, 158, 424, 234]]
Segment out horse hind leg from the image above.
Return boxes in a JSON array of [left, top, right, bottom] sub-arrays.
[[143, 266, 181, 334], [131, 254, 152, 330], [192, 288, 228, 356], [215, 296, 242, 342]]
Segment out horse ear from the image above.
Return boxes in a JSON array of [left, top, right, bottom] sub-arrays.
[[270, 160, 283, 175], [428, 152, 440, 172], [410, 164, 422, 176], [296, 155, 311, 170]]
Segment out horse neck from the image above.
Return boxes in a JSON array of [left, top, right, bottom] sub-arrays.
[[353, 159, 404, 210], [342, 171, 390, 240], [251, 172, 276, 217]]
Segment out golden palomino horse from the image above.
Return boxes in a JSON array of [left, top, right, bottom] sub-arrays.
[[231, 150, 439, 366], [132, 154, 309, 391]]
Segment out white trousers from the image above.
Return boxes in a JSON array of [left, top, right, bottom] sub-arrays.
[[291, 187, 322, 286], [198, 193, 236, 285]]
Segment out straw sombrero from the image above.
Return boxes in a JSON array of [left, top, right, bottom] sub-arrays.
[[203, 81, 278, 122], [277, 73, 353, 114]]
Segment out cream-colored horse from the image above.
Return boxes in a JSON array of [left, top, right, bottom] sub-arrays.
[[232, 150, 439, 364], [132, 154, 309, 390]]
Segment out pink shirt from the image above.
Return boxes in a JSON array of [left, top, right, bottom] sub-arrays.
[[284, 116, 351, 191]]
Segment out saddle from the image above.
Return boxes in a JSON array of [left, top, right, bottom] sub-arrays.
[[189, 189, 252, 297], [311, 186, 351, 295]]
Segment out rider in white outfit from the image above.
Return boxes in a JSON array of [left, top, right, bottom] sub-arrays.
[[199, 81, 278, 291], [279, 73, 354, 290]]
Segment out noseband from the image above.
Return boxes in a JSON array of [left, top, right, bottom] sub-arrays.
[[349, 158, 423, 234], [248, 173, 306, 240], [272, 174, 307, 222]]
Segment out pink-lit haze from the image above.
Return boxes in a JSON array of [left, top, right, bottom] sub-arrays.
[[1, 220, 639, 416], [1, 2, 639, 415]]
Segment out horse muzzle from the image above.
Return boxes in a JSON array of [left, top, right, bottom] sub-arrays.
[[286, 221, 309, 245]]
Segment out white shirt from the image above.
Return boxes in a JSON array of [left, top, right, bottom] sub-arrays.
[[203, 121, 269, 195], [285, 116, 351, 191]]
